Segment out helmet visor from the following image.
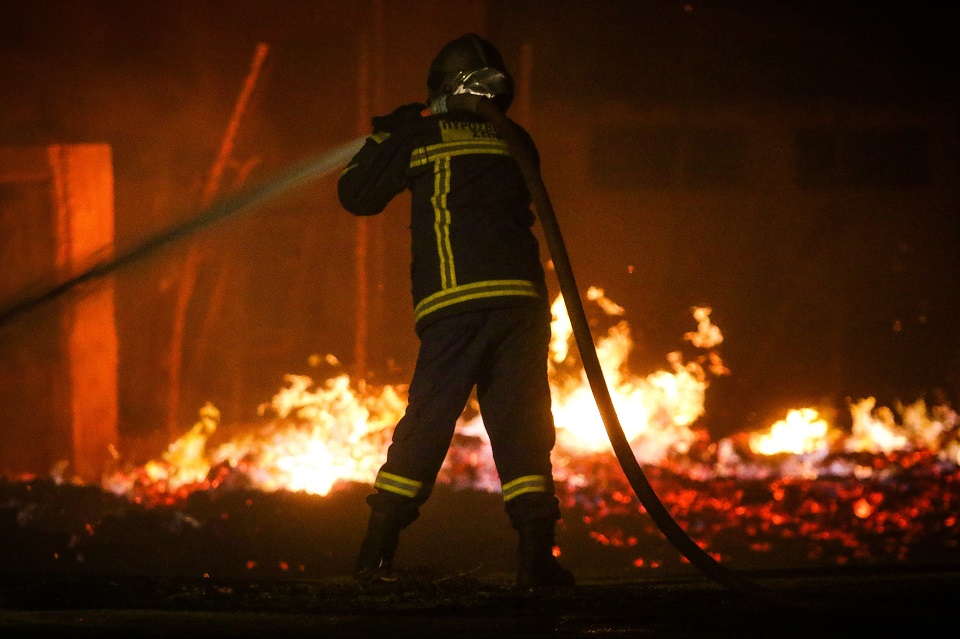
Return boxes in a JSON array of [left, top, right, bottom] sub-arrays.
[[439, 67, 511, 101]]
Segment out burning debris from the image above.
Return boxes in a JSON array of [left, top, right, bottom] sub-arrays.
[[1, 291, 958, 580]]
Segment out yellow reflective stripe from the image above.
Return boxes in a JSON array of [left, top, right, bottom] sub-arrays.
[[410, 140, 511, 167], [441, 160, 456, 286], [374, 471, 423, 498], [414, 279, 540, 322], [502, 475, 551, 502], [431, 157, 456, 288]]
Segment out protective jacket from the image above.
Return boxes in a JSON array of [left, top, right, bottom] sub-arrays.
[[338, 103, 549, 334]]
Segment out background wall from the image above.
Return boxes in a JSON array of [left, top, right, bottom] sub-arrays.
[[0, 0, 957, 470]]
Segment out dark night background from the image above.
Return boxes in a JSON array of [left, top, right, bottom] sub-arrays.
[[1, 0, 958, 468]]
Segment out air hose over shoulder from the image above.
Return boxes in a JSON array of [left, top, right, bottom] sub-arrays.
[[440, 93, 786, 603]]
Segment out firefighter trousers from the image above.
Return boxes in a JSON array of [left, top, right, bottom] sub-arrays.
[[367, 304, 561, 529]]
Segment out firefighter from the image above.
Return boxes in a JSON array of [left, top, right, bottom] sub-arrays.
[[337, 33, 574, 589]]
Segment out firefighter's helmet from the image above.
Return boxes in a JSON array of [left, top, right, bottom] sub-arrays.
[[427, 33, 514, 111]]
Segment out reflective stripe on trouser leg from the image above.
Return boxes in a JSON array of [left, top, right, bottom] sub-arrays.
[[502, 474, 552, 502], [474, 306, 561, 528], [373, 471, 424, 499]]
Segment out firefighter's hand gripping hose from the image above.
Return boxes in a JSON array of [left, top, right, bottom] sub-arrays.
[[439, 93, 809, 607]]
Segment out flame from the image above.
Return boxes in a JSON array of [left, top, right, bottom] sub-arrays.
[[748, 408, 831, 456], [547, 289, 724, 461], [104, 373, 406, 498], [143, 402, 220, 489], [100, 290, 960, 504], [684, 306, 723, 349]]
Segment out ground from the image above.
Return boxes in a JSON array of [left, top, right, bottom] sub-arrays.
[[1, 566, 957, 637], [1, 477, 957, 636]]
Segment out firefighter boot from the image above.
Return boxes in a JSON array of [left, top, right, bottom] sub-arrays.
[[516, 518, 576, 589], [354, 510, 402, 583]]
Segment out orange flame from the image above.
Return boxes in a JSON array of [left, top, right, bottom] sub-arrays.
[[101, 291, 960, 502], [748, 408, 830, 456]]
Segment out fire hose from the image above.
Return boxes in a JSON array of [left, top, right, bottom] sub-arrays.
[[442, 93, 804, 605]]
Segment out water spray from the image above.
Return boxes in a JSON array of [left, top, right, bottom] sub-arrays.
[[0, 138, 363, 326]]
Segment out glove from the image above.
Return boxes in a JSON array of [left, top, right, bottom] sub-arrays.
[[371, 103, 426, 133]]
